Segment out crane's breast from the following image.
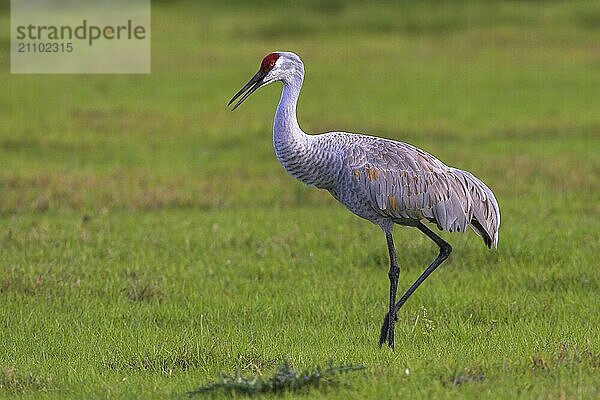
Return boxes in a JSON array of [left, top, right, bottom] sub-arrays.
[[274, 133, 344, 190]]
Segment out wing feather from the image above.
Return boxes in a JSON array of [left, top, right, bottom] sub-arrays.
[[342, 134, 500, 248]]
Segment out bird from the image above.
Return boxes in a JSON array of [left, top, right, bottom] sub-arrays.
[[228, 51, 500, 349]]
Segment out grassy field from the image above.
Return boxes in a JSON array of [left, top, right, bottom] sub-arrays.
[[1, 1, 599, 398]]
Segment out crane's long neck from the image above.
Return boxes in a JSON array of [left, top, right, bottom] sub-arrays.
[[273, 73, 304, 148], [273, 72, 339, 189]]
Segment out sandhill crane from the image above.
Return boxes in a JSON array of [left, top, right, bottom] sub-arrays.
[[228, 51, 500, 348]]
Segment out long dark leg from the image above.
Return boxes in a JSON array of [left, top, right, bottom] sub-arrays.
[[378, 222, 452, 348], [378, 232, 400, 348]]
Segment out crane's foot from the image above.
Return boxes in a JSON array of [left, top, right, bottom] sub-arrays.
[[378, 312, 398, 348]]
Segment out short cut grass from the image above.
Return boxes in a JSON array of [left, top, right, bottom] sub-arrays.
[[1, 0, 599, 398]]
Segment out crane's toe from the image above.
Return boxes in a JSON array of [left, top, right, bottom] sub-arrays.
[[378, 314, 389, 347], [379, 312, 398, 348], [378, 312, 399, 348]]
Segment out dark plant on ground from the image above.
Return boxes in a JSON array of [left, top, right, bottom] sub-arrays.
[[188, 361, 366, 396]]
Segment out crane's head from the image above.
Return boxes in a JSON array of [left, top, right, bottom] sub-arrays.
[[228, 51, 303, 110]]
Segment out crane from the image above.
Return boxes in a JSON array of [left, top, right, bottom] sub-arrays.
[[228, 51, 500, 349]]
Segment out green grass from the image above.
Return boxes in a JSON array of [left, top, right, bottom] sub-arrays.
[[1, 0, 599, 398]]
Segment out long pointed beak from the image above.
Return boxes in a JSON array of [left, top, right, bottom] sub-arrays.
[[228, 70, 267, 111]]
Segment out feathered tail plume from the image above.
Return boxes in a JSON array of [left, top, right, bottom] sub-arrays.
[[452, 169, 500, 249]]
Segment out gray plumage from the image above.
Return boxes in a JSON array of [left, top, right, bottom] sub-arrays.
[[275, 130, 499, 248], [229, 51, 500, 348]]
